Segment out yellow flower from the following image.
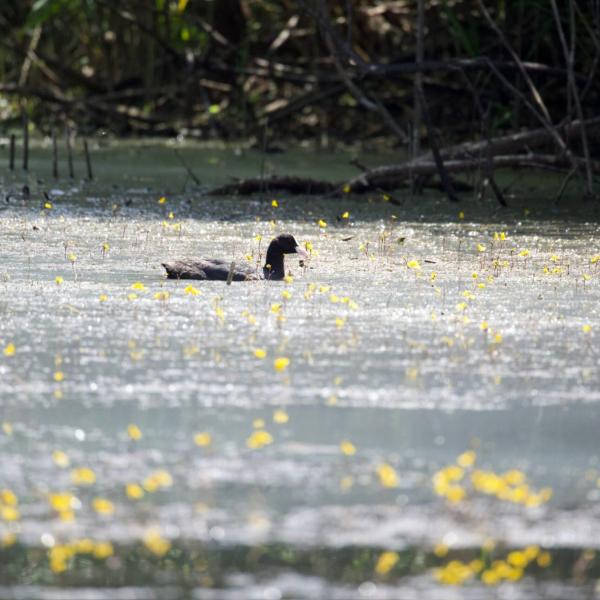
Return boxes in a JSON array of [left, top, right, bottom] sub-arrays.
[[154, 291, 169, 301], [99, 294, 108, 302], [433, 543, 449, 557], [3, 343, 15, 357], [93, 541, 114, 559], [480, 321, 489, 331], [158, 196, 167, 204], [281, 290, 292, 300], [583, 324, 592, 334], [271, 199, 278, 208], [131, 282, 146, 291], [71, 467, 96, 486], [102, 242, 110, 252], [343, 184, 351, 193], [270, 303, 282, 314], [52, 450, 70, 468], [246, 430, 274, 449], [143, 529, 171, 556], [518, 249, 530, 257], [318, 219, 327, 228], [446, 485, 466, 503], [184, 284, 200, 295], [458, 211, 465, 220], [194, 432, 212, 447], [476, 243, 486, 252], [506, 551, 527, 568], [127, 424, 142, 441], [457, 450, 476, 468], [92, 497, 114, 515], [273, 409, 289, 424], [481, 569, 500, 585], [67, 253, 77, 263], [376, 463, 399, 488], [54, 371, 64, 382], [503, 469, 525, 485], [335, 317, 346, 329], [146, 470, 173, 489], [49, 492, 76, 512], [273, 357, 290, 372], [253, 348, 267, 359], [407, 260, 421, 270], [342, 211, 349, 219], [0, 505, 19, 521], [125, 483, 144, 499], [375, 551, 398, 575], [44, 202, 53, 209], [55, 276, 63, 285], [340, 440, 356, 456]]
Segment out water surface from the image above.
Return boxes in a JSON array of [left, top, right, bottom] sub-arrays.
[[1, 141, 600, 599]]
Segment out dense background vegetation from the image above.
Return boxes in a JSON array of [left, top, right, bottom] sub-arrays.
[[1, 0, 599, 146]]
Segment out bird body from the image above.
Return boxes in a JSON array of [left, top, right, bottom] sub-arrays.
[[162, 234, 308, 281]]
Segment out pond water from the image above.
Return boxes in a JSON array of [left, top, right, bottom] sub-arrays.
[[1, 140, 600, 599]]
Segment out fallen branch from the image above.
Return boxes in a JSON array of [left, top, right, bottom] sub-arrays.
[[417, 116, 600, 163], [208, 175, 337, 195], [206, 153, 600, 197], [344, 154, 600, 192]]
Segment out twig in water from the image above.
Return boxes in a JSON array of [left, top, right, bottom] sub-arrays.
[[65, 127, 74, 178], [414, 86, 458, 202], [226, 262, 236, 285], [9, 134, 15, 171], [84, 139, 93, 180], [52, 128, 58, 179], [174, 149, 200, 185], [22, 113, 28, 171]]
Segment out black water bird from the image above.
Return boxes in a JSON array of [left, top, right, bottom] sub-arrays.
[[162, 233, 308, 281]]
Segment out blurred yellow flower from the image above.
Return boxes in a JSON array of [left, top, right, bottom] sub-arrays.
[[127, 424, 142, 441], [377, 463, 399, 488], [340, 440, 356, 456], [194, 432, 212, 447], [375, 551, 398, 575], [274, 357, 290, 371]]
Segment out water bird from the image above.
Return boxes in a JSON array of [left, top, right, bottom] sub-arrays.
[[162, 233, 308, 281]]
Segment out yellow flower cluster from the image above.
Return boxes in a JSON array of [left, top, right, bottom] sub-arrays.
[[433, 450, 552, 507], [246, 430, 273, 450], [435, 545, 551, 587], [49, 539, 114, 573], [0, 489, 20, 522], [143, 529, 171, 557]]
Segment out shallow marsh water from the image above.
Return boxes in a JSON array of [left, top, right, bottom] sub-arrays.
[[1, 140, 600, 599]]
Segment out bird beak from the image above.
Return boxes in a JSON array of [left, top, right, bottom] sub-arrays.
[[295, 245, 309, 258]]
